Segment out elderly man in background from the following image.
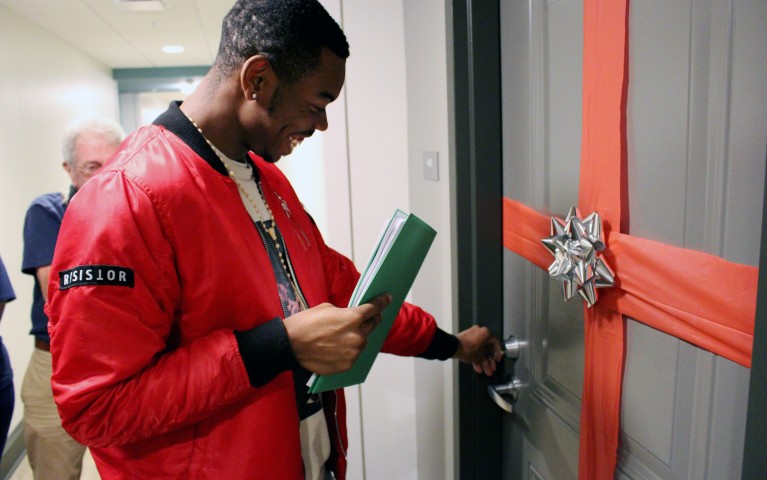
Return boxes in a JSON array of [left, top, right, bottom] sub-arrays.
[[21, 116, 125, 480]]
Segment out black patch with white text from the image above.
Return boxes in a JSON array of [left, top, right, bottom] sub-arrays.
[[59, 265, 134, 290]]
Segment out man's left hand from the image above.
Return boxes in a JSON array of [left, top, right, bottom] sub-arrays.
[[454, 326, 503, 376]]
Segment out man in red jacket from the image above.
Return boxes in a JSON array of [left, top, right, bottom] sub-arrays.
[[47, 1, 501, 479]]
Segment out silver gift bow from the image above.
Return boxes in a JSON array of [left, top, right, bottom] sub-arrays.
[[541, 207, 616, 308]]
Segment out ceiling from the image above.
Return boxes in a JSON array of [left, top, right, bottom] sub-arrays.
[[0, 0, 234, 69]]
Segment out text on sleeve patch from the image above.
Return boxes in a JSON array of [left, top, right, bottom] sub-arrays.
[[59, 265, 134, 290]]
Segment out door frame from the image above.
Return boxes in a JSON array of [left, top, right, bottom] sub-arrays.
[[449, 1, 504, 479], [448, 1, 767, 478], [743, 144, 767, 476]]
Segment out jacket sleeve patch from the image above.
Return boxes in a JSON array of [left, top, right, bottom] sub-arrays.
[[59, 265, 135, 290]]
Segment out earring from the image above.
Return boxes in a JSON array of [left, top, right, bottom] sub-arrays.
[[252, 93, 258, 100]]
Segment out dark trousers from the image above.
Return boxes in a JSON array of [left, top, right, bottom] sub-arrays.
[[0, 381, 15, 459]]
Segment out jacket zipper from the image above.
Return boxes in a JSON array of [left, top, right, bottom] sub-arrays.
[[282, 245, 309, 309], [253, 225, 291, 318], [257, 182, 344, 463], [331, 390, 347, 459]]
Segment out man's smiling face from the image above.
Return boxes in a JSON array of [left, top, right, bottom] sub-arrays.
[[250, 48, 345, 163]]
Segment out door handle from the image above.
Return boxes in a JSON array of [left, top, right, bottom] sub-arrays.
[[488, 378, 523, 413], [488, 334, 525, 413], [502, 334, 520, 360]]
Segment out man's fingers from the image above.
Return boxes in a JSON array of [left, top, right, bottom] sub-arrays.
[[285, 299, 393, 376], [351, 294, 391, 324], [488, 337, 502, 356], [474, 358, 496, 376], [354, 293, 391, 318], [359, 313, 382, 336], [483, 358, 496, 376], [365, 293, 392, 312]]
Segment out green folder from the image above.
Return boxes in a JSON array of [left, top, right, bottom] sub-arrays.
[[307, 210, 437, 394]]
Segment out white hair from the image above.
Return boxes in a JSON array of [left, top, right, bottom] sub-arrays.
[[62, 115, 126, 166]]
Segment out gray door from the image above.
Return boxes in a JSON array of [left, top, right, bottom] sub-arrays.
[[498, 1, 767, 479]]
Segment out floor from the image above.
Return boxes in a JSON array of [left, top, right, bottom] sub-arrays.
[[9, 449, 101, 480]]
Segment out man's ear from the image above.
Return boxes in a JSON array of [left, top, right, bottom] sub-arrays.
[[241, 55, 277, 101]]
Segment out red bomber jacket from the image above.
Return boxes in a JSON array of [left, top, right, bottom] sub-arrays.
[[46, 103, 451, 479]]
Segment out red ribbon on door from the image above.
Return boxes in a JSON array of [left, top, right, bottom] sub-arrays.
[[501, 0, 758, 477]]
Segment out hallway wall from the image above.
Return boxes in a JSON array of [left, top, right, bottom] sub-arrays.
[[341, 0, 456, 478], [403, 1, 456, 478], [342, 1, 416, 478]]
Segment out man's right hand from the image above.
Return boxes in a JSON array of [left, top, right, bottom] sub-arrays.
[[283, 294, 391, 375]]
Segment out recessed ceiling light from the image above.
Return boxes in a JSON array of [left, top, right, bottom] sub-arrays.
[[115, 0, 166, 12], [162, 45, 185, 54]]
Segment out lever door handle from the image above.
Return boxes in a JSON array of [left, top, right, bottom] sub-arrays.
[[488, 378, 523, 413], [503, 335, 520, 360], [488, 334, 525, 413]]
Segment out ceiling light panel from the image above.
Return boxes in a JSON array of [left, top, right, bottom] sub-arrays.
[[0, 0, 82, 16], [114, 0, 166, 12]]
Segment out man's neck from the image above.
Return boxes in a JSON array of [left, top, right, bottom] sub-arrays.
[[180, 76, 247, 160]]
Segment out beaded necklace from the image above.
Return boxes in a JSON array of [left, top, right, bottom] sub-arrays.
[[183, 112, 307, 310]]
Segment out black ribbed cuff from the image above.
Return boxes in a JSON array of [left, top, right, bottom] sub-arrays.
[[234, 318, 299, 387], [418, 328, 460, 360]]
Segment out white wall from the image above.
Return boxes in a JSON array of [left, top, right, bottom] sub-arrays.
[[403, 1, 456, 479], [0, 4, 119, 432], [337, 1, 455, 479], [341, 1, 416, 478]]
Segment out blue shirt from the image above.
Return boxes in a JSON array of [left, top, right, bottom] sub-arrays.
[[22, 191, 67, 342], [0, 256, 14, 303], [0, 255, 16, 388]]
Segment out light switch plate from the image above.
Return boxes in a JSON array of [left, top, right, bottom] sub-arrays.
[[423, 151, 439, 182]]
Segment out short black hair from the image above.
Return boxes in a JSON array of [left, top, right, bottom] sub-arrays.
[[215, 0, 350, 85]]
